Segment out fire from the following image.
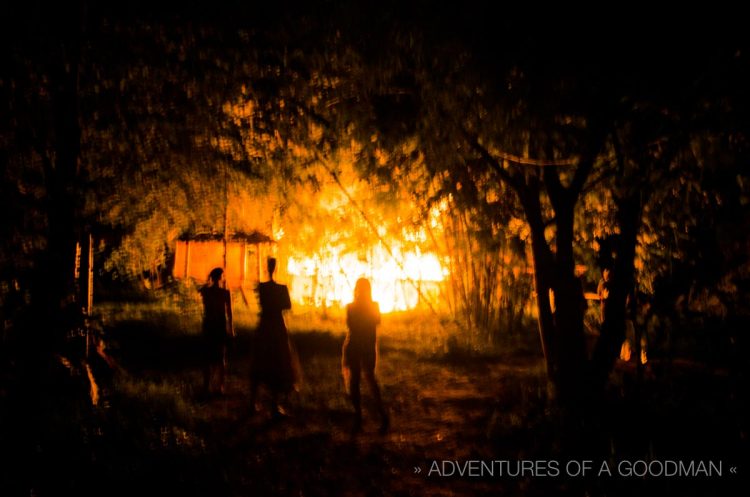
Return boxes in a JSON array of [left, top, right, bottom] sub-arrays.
[[287, 244, 445, 313]]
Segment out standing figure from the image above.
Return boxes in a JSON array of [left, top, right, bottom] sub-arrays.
[[199, 267, 234, 396], [342, 278, 389, 434], [250, 257, 299, 416]]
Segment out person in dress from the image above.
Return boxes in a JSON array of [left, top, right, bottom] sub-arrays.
[[250, 257, 299, 416], [342, 278, 389, 434]]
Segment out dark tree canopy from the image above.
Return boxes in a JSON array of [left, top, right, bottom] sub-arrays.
[[1, 1, 748, 399]]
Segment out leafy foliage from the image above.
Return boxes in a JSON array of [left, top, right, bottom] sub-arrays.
[[1, 2, 748, 391]]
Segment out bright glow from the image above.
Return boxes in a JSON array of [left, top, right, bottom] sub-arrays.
[[287, 245, 446, 313]]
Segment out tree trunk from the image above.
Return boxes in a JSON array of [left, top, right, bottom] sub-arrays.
[[552, 196, 587, 400], [590, 192, 642, 389], [521, 177, 588, 402], [34, 6, 83, 330], [521, 186, 557, 382], [40, 73, 80, 312]]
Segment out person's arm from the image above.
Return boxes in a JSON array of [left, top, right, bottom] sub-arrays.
[[281, 285, 292, 311], [373, 302, 381, 326], [226, 290, 235, 337]]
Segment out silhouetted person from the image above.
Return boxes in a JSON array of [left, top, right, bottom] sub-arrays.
[[343, 278, 389, 434], [250, 257, 298, 417], [199, 267, 234, 396]]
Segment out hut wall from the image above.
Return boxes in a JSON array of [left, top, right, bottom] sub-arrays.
[[173, 240, 272, 289]]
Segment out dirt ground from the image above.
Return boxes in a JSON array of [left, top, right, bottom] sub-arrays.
[[101, 310, 547, 496], [1, 307, 746, 496], [199, 339, 545, 497]]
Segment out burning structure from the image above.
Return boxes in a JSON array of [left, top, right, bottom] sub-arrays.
[[286, 244, 445, 313]]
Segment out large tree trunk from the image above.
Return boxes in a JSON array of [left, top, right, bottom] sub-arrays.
[[521, 182, 587, 402], [514, 140, 601, 402], [33, 6, 83, 331], [520, 184, 557, 380], [552, 193, 587, 395], [523, 178, 645, 404], [44, 75, 80, 310], [590, 192, 642, 389]]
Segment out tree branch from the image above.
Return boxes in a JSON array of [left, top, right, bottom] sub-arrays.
[[569, 152, 595, 199], [543, 163, 566, 211], [456, 124, 519, 190]]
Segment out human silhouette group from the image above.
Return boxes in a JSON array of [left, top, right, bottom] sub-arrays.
[[199, 257, 388, 433]]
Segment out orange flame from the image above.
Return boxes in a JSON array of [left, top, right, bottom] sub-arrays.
[[287, 245, 445, 313]]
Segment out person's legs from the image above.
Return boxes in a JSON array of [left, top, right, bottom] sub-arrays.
[[363, 369, 381, 407], [364, 369, 389, 433], [217, 346, 227, 395], [348, 361, 362, 432], [204, 338, 225, 395], [202, 337, 214, 395]]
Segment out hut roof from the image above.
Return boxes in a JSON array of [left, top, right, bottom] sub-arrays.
[[178, 230, 275, 244]]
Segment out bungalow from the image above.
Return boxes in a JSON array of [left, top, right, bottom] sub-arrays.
[[172, 231, 275, 289]]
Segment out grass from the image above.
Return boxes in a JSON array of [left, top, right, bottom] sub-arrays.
[[1, 297, 746, 496]]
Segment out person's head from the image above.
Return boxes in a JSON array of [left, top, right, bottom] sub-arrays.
[[353, 278, 372, 303], [602, 268, 611, 281], [267, 257, 277, 279], [208, 267, 224, 285]]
